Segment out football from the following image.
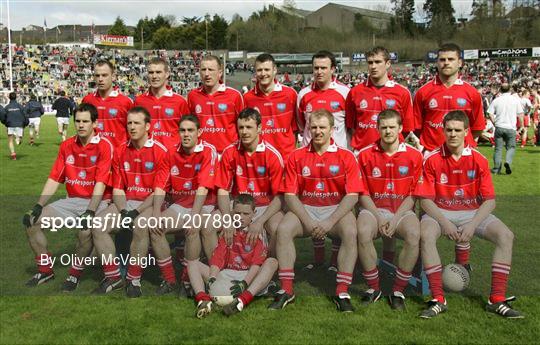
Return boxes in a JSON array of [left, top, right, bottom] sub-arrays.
[[212, 295, 235, 307], [442, 263, 470, 292]]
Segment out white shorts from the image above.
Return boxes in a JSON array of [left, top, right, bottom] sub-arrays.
[[48, 197, 109, 219], [167, 204, 215, 216], [253, 206, 268, 221], [56, 117, 70, 126], [125, 200, 144, 212], [304, 204, 338, 222], [209, 269, 248, 297], [359, 208, 416, 229], [7, 127, 23, 137], [28, 118, 41, 127], [421, 209, 498, 238]]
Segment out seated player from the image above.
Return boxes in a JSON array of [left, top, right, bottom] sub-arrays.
[[22, 103, 112, 290], [188, 194, 278, 318], [149, 114, 219, 295], [417, 110, 523, 319], [91, 106, 169, 296], [271, 109, 363, 312], [356, 110, 422, 309]]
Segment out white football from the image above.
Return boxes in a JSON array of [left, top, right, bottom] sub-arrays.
[[442, 263, 470, 292], [212, 295, 235, 307]]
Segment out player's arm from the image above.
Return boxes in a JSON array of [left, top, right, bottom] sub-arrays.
[[285, 193, 315, 229], [458, 199, 495, 242], [243, 265, 261, 286], [217, 189, 231, 216], [86, 182, 106, 213], [23, 179, 61, 227], [420, 198, 460, 241], [385, 196, 416, 237]]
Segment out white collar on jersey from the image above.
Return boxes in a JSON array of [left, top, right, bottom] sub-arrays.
[[366, 79, 397, 88], [216, 83, 227, 92], [77, 134, 101, 144], [255, 141, 267, 152], [397, 142, 407, 152], [441, 145, 472, 156], [148, 88, 174, 97], [434, 75, 464, 86], [94, 89, 119, 98], [194, 141, 204, 152], [308, 139, 338, 152]]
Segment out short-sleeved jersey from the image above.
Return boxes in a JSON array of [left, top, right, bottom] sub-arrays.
[[112, 138, 169, 201], [413, 76, 485, 151], [49, 134, 113, 198], [82, 90, 133, 147], [168, 141, 218, 208], [187, 84, 244, 154], [415, 145, 495, 211], [298, 80, 350, 148], [346, 79, 414, 150], [243, 82, 298, 158], [357, 141, 423, 213], [134, 88, 190, 149], [209, 230, 267, 270], [281, 140, 364, 206], [215, 140, 284, 207]]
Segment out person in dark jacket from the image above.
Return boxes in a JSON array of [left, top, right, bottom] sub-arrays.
[[0, 92, 27, 160], [25, 94, 45, 145], [52, 90, 75, 141]]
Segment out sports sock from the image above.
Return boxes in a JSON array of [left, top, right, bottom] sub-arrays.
[[157, 256, 176, 284], [392, 267, 412, 293], [278, 269, 295, 295], [126, 264, 142, 281], [425, 264, 445, 303], [68, 261, 84, 278], [362, 267, 380, 291], [35, 253, 54, 274], [238, 290, 254, 306], [312, 238, 325, 264], [490, 262, 511, 303], [336, 271, 353, 295], [195, 291, 212, 303], [455, 243, 471, 266], [103, 263, 121, 280]]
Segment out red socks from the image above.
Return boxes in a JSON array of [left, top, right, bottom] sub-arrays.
[[336, 271, 353, 295], [425, 264, 445, 303], [490, 262, 511, 303], [362, 268, 380, 291], [157, 256, 176, 284], [278, 269, 295, 295]]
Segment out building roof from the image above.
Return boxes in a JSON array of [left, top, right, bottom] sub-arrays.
[[313, 2, 393, 19]]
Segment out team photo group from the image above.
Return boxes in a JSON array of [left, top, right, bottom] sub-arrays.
[[15, 44, 524, 320]]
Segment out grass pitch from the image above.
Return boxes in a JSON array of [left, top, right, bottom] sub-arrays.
[[1, 117, 539, 344]]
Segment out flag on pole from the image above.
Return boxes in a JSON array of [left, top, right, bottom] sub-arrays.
[[56, 26, 61, 34], [43, 18, 47, 28]]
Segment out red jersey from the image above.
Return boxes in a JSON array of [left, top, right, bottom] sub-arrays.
[[298, 80, 350, 148], [209, 229, 267, 270], [346, 79, 414, 150], [187, 84, 244, 154], [82, 90, 133, 147], [215, 140, 284, 207], [112, 138, 169, 201], [357, 141, 423, 213], [49, 134, 113, 198], [415, 145, 495, 211], [134, 88, 189, 149], [168, 141, 217, 208], [243, 82, 298, 158], [413, 76, 485, 151], [281, 140, 364, 207]]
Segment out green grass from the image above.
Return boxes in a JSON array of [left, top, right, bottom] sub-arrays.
[[1, 117, 539, 344]]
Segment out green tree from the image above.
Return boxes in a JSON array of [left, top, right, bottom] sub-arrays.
[[108, 16, 129, 36], [209, 15, 228, 49], [392, 0, 415, 36], [423, 0, 456, 43]]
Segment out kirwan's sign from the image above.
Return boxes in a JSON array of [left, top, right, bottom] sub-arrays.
[[94, 34, 134, 47]]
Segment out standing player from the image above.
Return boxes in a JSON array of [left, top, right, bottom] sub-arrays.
[[91, 106, 169, 296], [0, 92, 26, 160], [413, 43, 486, 268], [416, 111, 523, 319], [215, 108, 284, 255], [271, 109, 363, 312], [82, 60, 133, 147], [189, 194, 277, 318], [518, 89, 532, 148], [345, 46, 415, 265], [243, 53, 299, 159], [356, 110, 422, 309], [22, 103, 112, 289], [52, 91, 75, 142], [298, 51, 351, 269], [149, 114, 219, 294], [24, 94, 45, 145], [187, 55, 244, 155], [135, 57, 190, 149]]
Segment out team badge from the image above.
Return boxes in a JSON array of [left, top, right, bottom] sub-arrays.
[[257, 166, 266, 176], [234, 256, 242, 263], [440, 173, 448, 184], [66, 154, 75, 165], [97, 122, 104, 130], [387, 182, 394, 190], [144, 162, 154, 171], [109, 108, 118, 117], [454, 188, 464, 198], [302, 166, 311, 177], [457, 98, 467, 107], [78, 170, 86, 179], [247, 181, 255, 191], [329, 165, 340, 175], [206, 118, 215, 127], [244, 244, 252, 252], [316, 181, 325, 191], [371, 114, 378, 121], [124, 162, 130, 171], [330, 101, 340, 110], [385, 99, 396, 109], [277, 103, 286, 112], [429, 98, 438, 109], [90, 156, 97, 164], [183, 181, 192, 190], [195, 104, 202, 114], [154, 121, 161, 129], [171, 165, 179, 175], [398, 166, 409, 176], [218, 103, 228, 112], [306, 103, 313, 112], [266, 119, 274, 128], [236, 166, 243, 176], [360, 99, 368, 109], [135, 176, 141, 185], [195, 164, 201, 172], [165, 108, 174, 117], [467, 170, 476, 180], [372, 167, 381, 178]]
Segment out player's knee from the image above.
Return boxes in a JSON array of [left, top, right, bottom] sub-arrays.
[[340, 226, 357, 242], [496, 228, 514, 246], [77, 229, 92, 243], [420, 226, 437, 245], [200, 227, 214, 239], [264, 257, 278, 270], [404, 228, 420, 246], [132, 227, 148, 242]]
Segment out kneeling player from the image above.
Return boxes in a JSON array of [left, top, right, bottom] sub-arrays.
[[149, 114, 219, 294], [356, 110, 422, 309], [271, 109, 363, 312], [417, 111, 523, 319], [188, 194, 277, 318], [22, 103, 112, 290]]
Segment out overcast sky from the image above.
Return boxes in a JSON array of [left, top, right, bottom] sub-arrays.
[[1, 0, 482, 30]]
